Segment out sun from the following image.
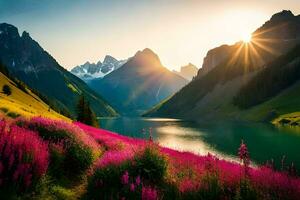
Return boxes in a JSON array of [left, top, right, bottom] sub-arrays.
[[242, 33, 252, 43]]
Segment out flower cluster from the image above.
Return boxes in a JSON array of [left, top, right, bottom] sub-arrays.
[[0, 120, 49, 190], [120, 170, 158, 200], [142, 186, 158, 200], [81, 123, 300, 200]]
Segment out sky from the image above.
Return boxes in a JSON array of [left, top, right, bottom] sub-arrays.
[[0, 0, 300, 71]]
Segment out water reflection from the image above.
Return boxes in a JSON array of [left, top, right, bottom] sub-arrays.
[[99, 118, 300, 169]]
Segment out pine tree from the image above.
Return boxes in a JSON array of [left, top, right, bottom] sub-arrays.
[[2, 84, 12, 96], [76, 95, 86, 122], [76, 95, 99, 127]]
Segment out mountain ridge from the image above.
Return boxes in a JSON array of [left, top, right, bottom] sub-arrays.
[[88, 48, 188, 115], [0, 23, 118, 118], [144, 10, 300, 121], [71, 55, 127, 82]]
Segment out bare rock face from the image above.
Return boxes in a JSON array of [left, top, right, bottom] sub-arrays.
[[197, 45, 234, 78], [173, 63, 198, 81]]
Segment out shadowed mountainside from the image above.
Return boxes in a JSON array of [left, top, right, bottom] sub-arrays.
[[88, 48, 188, 115]]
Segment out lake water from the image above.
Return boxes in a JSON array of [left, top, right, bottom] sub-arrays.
[[100, 117, 300, 170]]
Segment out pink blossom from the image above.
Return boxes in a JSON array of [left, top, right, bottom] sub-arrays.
[[130, 183, 135, 192], [121, 171, 129, 185], [135, 175, 141, 185], [0, 121, 49, 189], [142, 186, 158, 200]]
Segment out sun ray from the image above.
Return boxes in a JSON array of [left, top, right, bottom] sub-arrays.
[[252, 22, 290, 38], [227, 42, 245, 66], [252, 40, 280, 56], [248, 42, 264, 67]]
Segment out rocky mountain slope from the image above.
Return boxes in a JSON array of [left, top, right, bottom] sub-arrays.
[[0, 23, 118, 118], [88, 48, 188, 115], [145, 10, 300, 122], [173, 63, 198, 81]]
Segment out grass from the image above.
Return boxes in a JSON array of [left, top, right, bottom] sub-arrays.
[[240, 81, 300, 122], [67, 83, 80, 94], [0, 72, 68, 120]]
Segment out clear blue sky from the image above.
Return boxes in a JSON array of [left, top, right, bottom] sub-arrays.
[[0, 0, 299, 70]]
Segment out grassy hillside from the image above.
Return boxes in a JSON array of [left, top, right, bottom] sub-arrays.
[[239, 80, 300, 122], [0, 72, 68, 120], [234, 45, 300, 109]]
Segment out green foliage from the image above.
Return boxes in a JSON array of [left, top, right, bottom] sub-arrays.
[[2, 84, 11, 95], [197, 171, 223, 200], [76, 95, 99, 127], [64, 144, 93, 176], [7, 111, 20, 118], [20, 121, 94, 179], [0, 62, 10, 77], [132, 144, 168, 183], [48, 145, 66, 179], [234, 44, 300, 109], [87, 145, 167, 199], [15, 80, 28, 94], [0, 107, 8, 113], [50, 185, 76, 200], [87, 163, 129, 199], [234, 179, 258, 200]]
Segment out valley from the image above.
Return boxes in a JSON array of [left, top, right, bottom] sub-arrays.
[[0, 3, 300, 199]]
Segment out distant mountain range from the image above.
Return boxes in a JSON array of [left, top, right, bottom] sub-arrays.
[[71, 55, 127, 82], [145, 10, 300, 122], [173, 63, 198, 81], [0, 23, 118, 118], [88, 48, 188, 115]]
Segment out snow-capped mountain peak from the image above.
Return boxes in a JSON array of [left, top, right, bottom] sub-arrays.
[[70, 55, 127, 82]]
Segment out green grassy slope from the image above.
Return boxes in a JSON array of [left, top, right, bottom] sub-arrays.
[[239, 80, 300, 122], [0, 72, 68, 120]]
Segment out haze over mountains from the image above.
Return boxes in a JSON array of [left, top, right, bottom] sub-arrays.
[[145, 10, 300, 122], [173, 63, 198, 81], [88, 48, 188, 115], [0, 23, 117, 117], [71, 55, 127, 82]]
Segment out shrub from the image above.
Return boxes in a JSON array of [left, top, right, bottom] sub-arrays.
[[2, 84, 11, 96], [15, 117, 99, 178], [51, 185, 76, 200], [0, 107, 8, 113], [87, 165, 159, 200], [0, 121, 49, 192], [7, 111, 20, 119], [87, 144, 165, 199], [132, 144, 168, 183], [87, 162, 129, 199]]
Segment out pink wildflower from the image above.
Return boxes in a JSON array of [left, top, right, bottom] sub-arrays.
[[121, 171, 129, 185], [238, 140, 250, 176], [135, 175, 141, 185], [130, 183, 135, 192], [142, 186, 158, 200]]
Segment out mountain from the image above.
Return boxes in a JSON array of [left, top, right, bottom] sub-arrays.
[[0, 23, 118, 118], [173, 63, 198, 81], [144, 10, 300, 121], [0, 65, 67, 120], [196, 10, 300, 78], [71, 55, 127, 82], [88, 48, 188, 115]]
